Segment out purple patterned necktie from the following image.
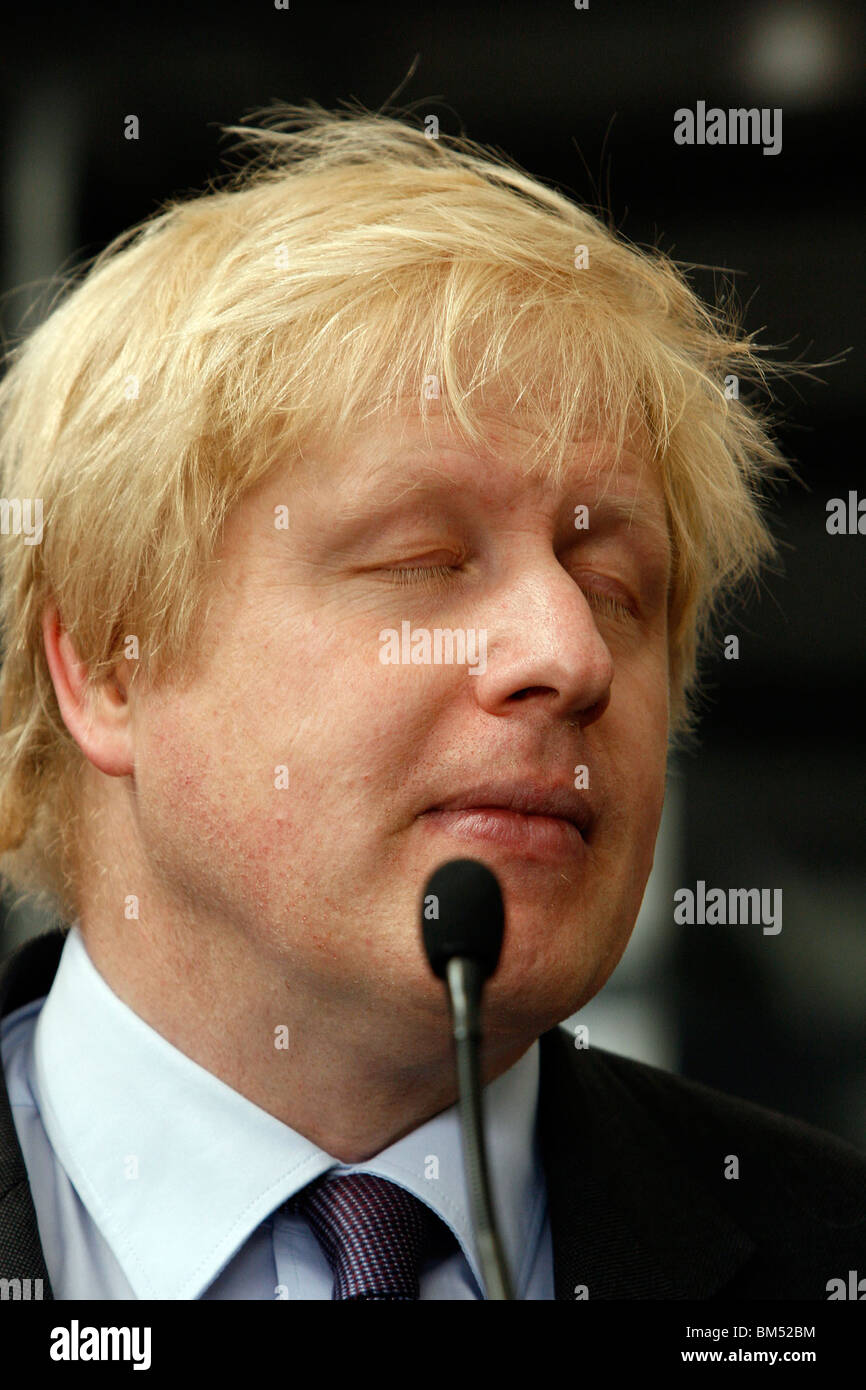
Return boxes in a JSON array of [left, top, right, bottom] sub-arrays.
[[289, 1172, 433, 1300]]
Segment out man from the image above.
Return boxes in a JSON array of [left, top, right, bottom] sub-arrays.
[[0, 104, 863, 1301]]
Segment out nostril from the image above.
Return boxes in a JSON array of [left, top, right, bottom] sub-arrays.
[[510, 686, 555, 702], [578, 691, 611, 728]]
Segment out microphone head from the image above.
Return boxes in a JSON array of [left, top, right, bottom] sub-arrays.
[[420, 858, 505, 981]]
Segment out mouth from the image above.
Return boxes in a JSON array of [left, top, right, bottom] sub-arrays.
[[419, 784, 592, 863]]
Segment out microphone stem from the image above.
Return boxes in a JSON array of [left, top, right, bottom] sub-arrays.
[[446, 956, 514, 1300]]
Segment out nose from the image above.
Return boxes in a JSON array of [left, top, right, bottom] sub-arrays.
[[469, 555, 615, 728]]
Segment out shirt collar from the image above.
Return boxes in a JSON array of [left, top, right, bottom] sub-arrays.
[[33, 925, 543, 1299]]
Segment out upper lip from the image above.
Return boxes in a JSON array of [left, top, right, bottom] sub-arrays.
[[425, 781, 594, 835]]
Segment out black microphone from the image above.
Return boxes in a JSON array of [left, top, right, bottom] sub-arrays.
[[420, 858, 513, 1300]]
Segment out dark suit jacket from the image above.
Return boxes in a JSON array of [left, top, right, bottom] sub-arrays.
[[1, 928, 865, 1300]]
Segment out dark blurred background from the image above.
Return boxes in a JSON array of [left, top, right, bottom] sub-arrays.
[[1, 0, 864, 1145]]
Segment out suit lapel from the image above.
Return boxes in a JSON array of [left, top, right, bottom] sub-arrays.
[[538, 1026, 755, 1298], [0, 928, 65, 1299]]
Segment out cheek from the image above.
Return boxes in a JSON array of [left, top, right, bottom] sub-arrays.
[[133, 702, 236, 849], [600, 659, 668, 856], [132, 656, 415, 874], [624, 642, 670, 780]]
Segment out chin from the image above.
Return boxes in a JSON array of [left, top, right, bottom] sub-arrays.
[[479, 969, 590, 1043]]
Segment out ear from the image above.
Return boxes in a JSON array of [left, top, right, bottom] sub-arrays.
[[41, 603, 135, 778]]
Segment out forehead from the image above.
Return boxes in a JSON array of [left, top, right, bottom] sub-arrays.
[[295, 409, 667, 528]]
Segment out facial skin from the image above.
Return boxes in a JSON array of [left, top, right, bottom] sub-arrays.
[[43, 407, 671, 1162]]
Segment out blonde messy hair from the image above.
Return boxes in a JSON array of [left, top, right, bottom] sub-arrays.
[[0, 101, 789, 924]]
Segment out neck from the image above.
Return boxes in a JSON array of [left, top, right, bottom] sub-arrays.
[[77, 889, 527, 1165]]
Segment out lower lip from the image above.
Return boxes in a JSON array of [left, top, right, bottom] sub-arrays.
[[420, 808, 586, 861]]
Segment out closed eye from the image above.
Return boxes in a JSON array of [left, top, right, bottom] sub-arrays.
[[383, 564, 636, 618], [583, 589, 635, 620], [385, 563, 459, 589]]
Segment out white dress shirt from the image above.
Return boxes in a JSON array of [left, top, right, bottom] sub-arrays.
[[1, 925, 554, 1299]]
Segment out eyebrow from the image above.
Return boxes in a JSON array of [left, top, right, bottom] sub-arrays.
[[586, 491, 671, 548], [335, 453, 672, 556], [334, 457, 458, 522]]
